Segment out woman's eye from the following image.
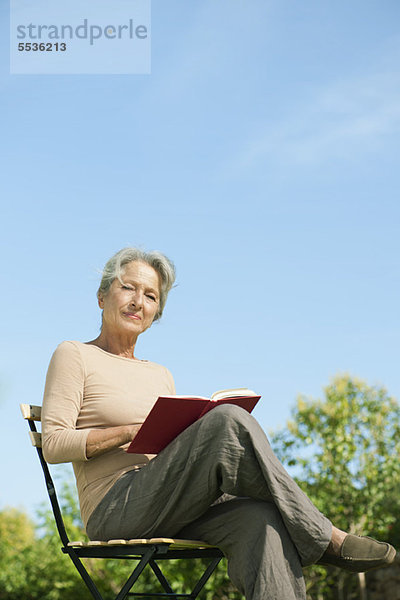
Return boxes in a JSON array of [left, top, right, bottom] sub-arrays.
[[122, 285, 134, 291], [146, 295, 156, 301]]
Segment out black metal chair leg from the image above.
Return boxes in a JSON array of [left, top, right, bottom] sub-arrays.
[[189, 557, 223, 600], [66, 549, 105, 600], [149, 559, 177, 598], [114, 547, 157, 600]]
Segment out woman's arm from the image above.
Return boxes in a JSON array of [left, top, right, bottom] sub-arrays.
[[86, 424, 141, 458], [42, 342, 90, 463]]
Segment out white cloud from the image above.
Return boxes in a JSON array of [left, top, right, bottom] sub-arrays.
[[229, 69, 400, 170]]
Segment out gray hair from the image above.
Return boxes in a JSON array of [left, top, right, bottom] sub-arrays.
[[97, 247, 176, 321]]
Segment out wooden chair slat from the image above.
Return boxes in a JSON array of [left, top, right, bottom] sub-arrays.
[[20, 404, 42, 421], [29, 431, 42, 448], [68, 541, 109, 547], [67, 538, 214, 549], [149, 538, 214, 548]]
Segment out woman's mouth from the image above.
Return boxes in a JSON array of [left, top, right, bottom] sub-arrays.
[[123, 312, 141, 320]]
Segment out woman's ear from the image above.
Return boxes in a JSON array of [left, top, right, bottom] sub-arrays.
[[98, 295, 104, 309]]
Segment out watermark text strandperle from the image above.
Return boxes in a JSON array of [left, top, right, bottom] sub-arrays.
[[16, 18, 148, 46]]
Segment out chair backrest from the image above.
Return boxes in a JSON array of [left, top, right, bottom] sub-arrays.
[[20, 404, 71, 547]]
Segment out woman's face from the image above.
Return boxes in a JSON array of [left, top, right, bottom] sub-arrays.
[[98, 260, 161, 339]]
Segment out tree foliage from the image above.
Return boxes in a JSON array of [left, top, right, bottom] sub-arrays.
[[271, 374, 400, 599]]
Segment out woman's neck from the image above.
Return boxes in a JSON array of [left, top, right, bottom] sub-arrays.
[[87, 331, 138, 359]]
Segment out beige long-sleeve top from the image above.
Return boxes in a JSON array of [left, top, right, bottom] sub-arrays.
[[42, 340, 176, 529]]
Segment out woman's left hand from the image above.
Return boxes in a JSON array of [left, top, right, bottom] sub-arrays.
[[86, 424, 142, 458]]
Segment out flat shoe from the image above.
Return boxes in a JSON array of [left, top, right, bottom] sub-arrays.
[[317, 534, 396, 573]]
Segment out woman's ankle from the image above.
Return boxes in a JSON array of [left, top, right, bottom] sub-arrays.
[[325, 526, 347, 556]]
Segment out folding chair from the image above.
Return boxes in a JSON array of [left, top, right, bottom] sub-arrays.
[[21, 404, 223, 600]]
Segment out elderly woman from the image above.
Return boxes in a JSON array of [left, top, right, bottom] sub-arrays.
[[42, 247, 395, 600]]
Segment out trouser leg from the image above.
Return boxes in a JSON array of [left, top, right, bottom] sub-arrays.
[[87, 405, 331, 566], [178, 497, 306, 600]]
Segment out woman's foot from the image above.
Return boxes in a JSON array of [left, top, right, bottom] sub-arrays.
[[317, 527, 396, 573]]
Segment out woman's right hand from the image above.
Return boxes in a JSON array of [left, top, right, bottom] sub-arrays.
[[86, 424, 142, 459]]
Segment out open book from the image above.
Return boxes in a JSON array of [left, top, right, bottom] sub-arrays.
[[127, 388, 261, 454]]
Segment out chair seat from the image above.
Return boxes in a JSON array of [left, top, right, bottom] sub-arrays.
[[68, 538, 216, 549]]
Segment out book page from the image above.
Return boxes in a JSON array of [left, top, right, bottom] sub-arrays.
[[210, 388, 258, 402]]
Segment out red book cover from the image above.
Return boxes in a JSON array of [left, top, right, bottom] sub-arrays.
[[127, 390, 261, 454]]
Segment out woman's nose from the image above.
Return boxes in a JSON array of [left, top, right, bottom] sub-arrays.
[[130, 290, 143, 307]]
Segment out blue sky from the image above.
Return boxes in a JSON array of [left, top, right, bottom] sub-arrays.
[[1, 0, 400, 516]]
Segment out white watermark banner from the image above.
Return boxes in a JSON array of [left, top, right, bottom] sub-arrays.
[[10, 0, 151, 74]]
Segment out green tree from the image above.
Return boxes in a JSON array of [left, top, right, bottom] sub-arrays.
[[271, 374, 400, 600], [0, 502, 95, 600], [0, 507, 35, 598]]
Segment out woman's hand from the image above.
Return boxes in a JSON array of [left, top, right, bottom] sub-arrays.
[[86, 424, 142, 459]]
